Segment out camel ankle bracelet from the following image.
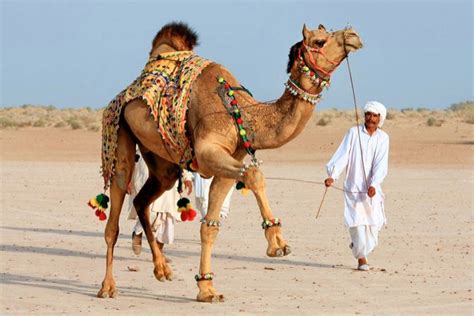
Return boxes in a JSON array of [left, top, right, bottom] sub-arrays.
[[261, 218, 281, 229], [239, 158, 263, 177], [195, 272, 214, 282], [200, 218, 221, 227], [284, 78, 321, 106]]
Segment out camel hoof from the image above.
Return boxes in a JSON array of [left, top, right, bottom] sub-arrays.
[[97, 288, 117, 299], [197, 293, 225, 303], [283, 245, 292, 256], [154, 266, 172, 282], [275, 248, 284, 257], [267, 246, 284, 257]]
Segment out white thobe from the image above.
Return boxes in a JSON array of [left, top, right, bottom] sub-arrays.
[[326, 125, 389, 228], [193, 173, 233, 219]]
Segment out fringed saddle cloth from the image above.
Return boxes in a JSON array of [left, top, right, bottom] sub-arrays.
[[101, 51, 212, 190]]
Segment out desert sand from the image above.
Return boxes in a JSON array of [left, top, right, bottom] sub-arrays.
[[1, 112, 473, 315]]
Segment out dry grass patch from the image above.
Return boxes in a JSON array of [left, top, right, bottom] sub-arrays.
[[0, 105, 103, 130]]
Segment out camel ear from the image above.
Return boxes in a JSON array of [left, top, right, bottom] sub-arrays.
[[318, 24, 326, 31], [302, 24, 311, 41]]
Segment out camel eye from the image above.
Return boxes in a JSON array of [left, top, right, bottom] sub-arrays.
[[314, 39, 326, 48]]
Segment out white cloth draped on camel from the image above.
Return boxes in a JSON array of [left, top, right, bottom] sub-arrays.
[[126, 149, 193, 244], [326, 125, 389, 228]]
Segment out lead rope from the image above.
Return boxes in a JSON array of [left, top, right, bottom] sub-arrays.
[[345, 54, 370, 193], [316, 29, 369, 219]]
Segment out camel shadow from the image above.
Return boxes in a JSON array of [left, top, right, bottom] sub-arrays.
[[0, 272, 194, 302], [0, 244, 146, 262], [166, 249, 346, 270], [0, 227, 349, 270], [0, 226, 117, 238]]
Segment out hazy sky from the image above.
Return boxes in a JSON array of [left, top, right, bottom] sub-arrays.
[[1, 0, 472, 109]]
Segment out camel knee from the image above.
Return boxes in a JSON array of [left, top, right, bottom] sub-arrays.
[[243, 166, 266, 191], [200, 225, 220, 244], [104, 227, 119, 246]]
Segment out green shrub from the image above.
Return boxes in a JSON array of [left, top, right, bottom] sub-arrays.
[[67, 118, 82, 130], [426, 117, 443, 127], [0, 117, 19, 128], [449, 101, 474, 111], [316, 117, 331, 126], [33, 119, 46, 127]]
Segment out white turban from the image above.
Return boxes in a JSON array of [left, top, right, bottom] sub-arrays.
[[363, 101, 387, 128]]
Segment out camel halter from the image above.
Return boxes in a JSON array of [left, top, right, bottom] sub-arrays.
[[300, 42, 340, 78], [285, 38, 347, 106]]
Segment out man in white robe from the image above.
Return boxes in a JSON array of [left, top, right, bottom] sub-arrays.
[[324, 101, 389, 271]]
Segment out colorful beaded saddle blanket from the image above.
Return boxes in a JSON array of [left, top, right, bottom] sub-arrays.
[[101, 51, 212, 190]]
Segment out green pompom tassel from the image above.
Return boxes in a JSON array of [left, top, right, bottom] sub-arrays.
[[236, 181, 246, 190]]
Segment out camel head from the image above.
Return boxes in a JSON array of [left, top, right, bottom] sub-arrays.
[[287, 24, 363, 82]]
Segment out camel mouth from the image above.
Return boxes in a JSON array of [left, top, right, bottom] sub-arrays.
[[343, 30, 363, 52], [345, 42, 363, 51]]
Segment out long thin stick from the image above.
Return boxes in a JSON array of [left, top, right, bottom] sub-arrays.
[[316, 167, 334, 219], [316, 186, 329, 219]]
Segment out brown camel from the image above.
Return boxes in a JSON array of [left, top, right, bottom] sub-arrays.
[[96, 22, 363, 302]]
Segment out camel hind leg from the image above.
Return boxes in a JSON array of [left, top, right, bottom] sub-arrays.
[[133, 151, 177, 282], [97, 126, 135, 298]]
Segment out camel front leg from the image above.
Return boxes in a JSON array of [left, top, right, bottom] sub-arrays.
[[98, 128, 135, 298], [243, 166, 291, 257], [196, 177, 234, 303]]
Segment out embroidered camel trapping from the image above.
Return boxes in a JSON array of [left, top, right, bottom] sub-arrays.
[[101, 51, 212, 190]]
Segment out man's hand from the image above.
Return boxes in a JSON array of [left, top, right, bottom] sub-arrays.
[[367, 186, 376, 197], [184, 180, 193, 195], [324, 177, 334, 187]]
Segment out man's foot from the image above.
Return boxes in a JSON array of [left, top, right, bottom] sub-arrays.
[[357, 257, 369, 271], [132, 232, 142, 255]]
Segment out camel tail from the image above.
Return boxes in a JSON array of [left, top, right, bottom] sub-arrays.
[[151, 21, 199, 52]]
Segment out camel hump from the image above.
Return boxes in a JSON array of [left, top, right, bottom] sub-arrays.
[[151, 22, 199, 51]]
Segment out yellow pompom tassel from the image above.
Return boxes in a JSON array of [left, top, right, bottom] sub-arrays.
[[88, 198, 99, 208], [240, 188, 250, 196]]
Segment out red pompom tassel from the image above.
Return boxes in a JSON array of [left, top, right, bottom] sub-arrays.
[[181, 211, 189, 222], [98, 212, 107, 221]]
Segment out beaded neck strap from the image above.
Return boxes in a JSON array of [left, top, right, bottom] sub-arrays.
[[217, 76, 258, 163]]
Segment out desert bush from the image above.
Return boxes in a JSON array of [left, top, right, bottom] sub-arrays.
[[448, 101, 474, 111], [426, 117, 443, 127], [67, 118, 83, 130], [87, 124, 100, 132], [417, 107, 430, 112], [386, 110, 396, 120], [464, 112, 474, 124], [316, 117, 331, 126], [0, 117, 19, 128], [54, 121, 67, 128], [32, 119, 47, 127]]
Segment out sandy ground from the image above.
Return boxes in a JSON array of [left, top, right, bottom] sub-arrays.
[[0, 116, 473, 315]]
